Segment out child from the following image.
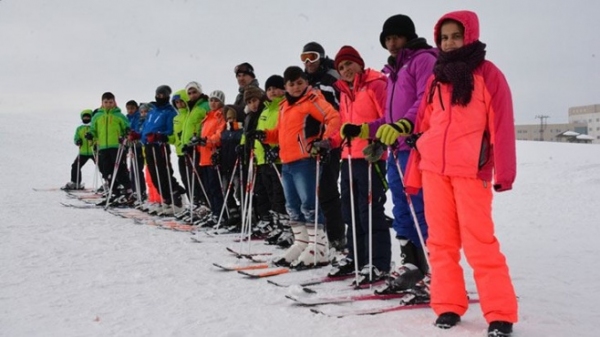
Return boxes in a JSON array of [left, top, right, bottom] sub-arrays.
[[125, 100, 146, 201], [331, 46, 391, 285], [195, 90, 226, 227], [62, 109, 95, 190], [405, 10, 518, 336], [86, 92, 132, 205], [219, 105, 244, 230], [259, 66, 340, 269]]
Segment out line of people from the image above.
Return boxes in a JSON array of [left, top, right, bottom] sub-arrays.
[[63, 11, 517, 336]]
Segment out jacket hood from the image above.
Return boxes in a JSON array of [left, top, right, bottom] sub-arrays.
[[434, 10, 480, 47], [172, 89, 190, 104], [80, 109, 93, 117]]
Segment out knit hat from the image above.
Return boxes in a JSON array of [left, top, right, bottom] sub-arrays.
[[234, 62, 255, 78], [379, 14, 418, 48], [185, 81, 202, 94], [209, 90, 226, 104], [283, 66, 307, 83], [264, 75, 285, 90], [155, 85, 172, 96], [302, 42, 325, 58], [334, 45, 365, 70], [243, 85, 263, 103], [139, 103, 152, 112]]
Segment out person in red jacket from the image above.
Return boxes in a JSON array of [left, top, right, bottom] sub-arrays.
[[404, 10, 518, 336], [328, 45, 391, 285]]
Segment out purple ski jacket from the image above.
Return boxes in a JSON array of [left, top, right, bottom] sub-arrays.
[[367, 48, 437, 151]]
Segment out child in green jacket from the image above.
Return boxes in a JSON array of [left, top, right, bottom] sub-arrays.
[[62, 109, 96, 190]]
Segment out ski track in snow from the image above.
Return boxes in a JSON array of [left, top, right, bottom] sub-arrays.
[[2, 113, 600, 336]]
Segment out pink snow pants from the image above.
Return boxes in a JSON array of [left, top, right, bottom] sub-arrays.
[[421, 170, 518, 323]]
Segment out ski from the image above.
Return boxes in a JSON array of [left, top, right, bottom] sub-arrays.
[[60, 202, 100, 209], [285, 291, 411, 306], [213, 262, 270, 271], [267, 274, 354, 288], [238, 267, 290, 278], [309, 297, 480, 318], [226, 247, 273, 259], [34, 187, 92, 192]]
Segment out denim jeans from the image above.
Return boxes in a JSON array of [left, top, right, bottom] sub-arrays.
[[281, 158, 324, 224]]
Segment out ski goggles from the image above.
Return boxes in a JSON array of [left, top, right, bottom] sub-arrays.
[[300, 52, 320, 64]]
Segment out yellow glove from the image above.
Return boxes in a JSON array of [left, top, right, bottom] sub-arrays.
[[340, 123, 369, 139], [375, 119, 413, 146]]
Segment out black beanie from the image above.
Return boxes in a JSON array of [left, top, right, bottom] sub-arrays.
[[234, 62, 255, 78], [264, 75, 285, 90], [283, 66, 307, 83], [302, 42, 325, 58], [155, 85, 172, 96], [379, 14, 418, 48]]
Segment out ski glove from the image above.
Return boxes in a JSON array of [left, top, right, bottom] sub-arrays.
[[341, 123, 369, 139], [84, 132, 94, 141], [247, 130, 266, 142], [375, 119, 414, 146], [211, 150, 221, 166], [188, 135, 200, 146], [197, 137, 207, 146], [265, 146, 280, 164], [309, 139, 331, 158], [363, 141, 386, 163], [405, 133, 421, 150], [75, 139, 83, 146], [182, 144, 194, 155], [235, 144, 245, 156], [128, 131, 141, 141]]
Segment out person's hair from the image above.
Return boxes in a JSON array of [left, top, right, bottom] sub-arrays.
[[125, 100, 138, 108], [440, 19, 464, 35], [101, 92, 115, 101], [283, 66, 307, 83]]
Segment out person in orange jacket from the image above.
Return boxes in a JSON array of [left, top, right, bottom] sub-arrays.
[[403, 10, 518, 336], [329, 45, 391, 284], [195, 90, 227, 227], [257, 66, 340, 269]]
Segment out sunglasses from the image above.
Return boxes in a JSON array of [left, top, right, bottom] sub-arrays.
[[301, 52, 320, 64]]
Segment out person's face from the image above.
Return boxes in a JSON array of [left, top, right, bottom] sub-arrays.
[[102, 98, 116, 110], [285, 78, 309, 98], [174, 99, 186, 109], [440, 21, 464, 52], [236, 73, 253, 87], [385, 35, 408, 57], [187, 88, 200, 102], [304, 60, 320, 74], [209, 98, 223, 110], [266, 87, 285, 101], [126, 105, 137, 115], [337, 60, 362, 83], [140, 109, 148, 117], [246, 97, 261, 112]]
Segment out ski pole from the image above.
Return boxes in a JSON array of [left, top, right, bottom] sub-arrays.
[[239, 149, 255, 253], [92, 146, 100, 191], [151, 144, 165, 210], [184, 151, 194, 220], [76, 145, 82, 189], [313, 151, 321, 268], [346, 138, 360, 285], [131, 144, 143, 204], [367, 143, 373, 287], [162, 143, 176, 215], [215, 157, 239, 231], [104, 142, 126, 210], [391, 148, 430, 272]]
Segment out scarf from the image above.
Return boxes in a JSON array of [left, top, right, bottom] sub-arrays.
[[433, 40, 486, 106]]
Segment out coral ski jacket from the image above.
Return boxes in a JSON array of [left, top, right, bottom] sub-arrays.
[[199, 109, 226, 166], [333, 68, 388, 159], [405, 11, 516, 194], [265, 88, 340, 164]]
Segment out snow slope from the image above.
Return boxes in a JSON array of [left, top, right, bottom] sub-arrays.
[[2, 112, 600, 337]]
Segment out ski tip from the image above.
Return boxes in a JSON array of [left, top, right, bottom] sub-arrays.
[[301, 287, 317, 294]]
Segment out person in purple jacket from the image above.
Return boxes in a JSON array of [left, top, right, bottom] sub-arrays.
[[344, 14, 437, 294]]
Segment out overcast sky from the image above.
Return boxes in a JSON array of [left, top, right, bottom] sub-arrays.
[[1, 0, 599, 124]]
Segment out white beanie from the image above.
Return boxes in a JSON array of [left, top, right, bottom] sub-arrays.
[[209, 90, 226, 104], [185, 81, 202, 94]]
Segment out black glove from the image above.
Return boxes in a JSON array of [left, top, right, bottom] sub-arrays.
[[405, 133, 422, 150], [265, 146, 280, 164], [84, 132, 94, 141], [75, 139, 83, 146], [198, 137, 207, 146], [363, 141, 387, 163], [309, 139, 331, 157], [188, 135, 200, 146], [235, 144, 245, 156], [211, 150, 221, 166], [182, 144, 194, 155], [247, 130, 266, 142], [341, 123, 363, 139]]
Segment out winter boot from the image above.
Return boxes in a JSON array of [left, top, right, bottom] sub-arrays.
[[352, 264, 388, 286], [272, 222, 308, 267], [488, 321, 513, 337], [383, 237, 426, 292], [435, 312, 461, 329], [291, 225, 329, 269], [275, 227, 293, 248], [327, 256, 356, 277]]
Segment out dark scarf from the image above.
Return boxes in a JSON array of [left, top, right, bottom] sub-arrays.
[[433, 40, 486, 106], [285, 87, 308, 105]]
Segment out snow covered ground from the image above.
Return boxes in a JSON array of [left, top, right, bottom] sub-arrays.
[[2, 112, 600, 337]]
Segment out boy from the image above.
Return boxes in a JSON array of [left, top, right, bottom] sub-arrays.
[[62, 109, 95, 190], [85, 92, 132, 205], [258, 66, 340, 269], [125, 100, 146, 201]]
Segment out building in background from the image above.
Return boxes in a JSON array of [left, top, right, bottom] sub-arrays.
[[515, 104, 599, 144]]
